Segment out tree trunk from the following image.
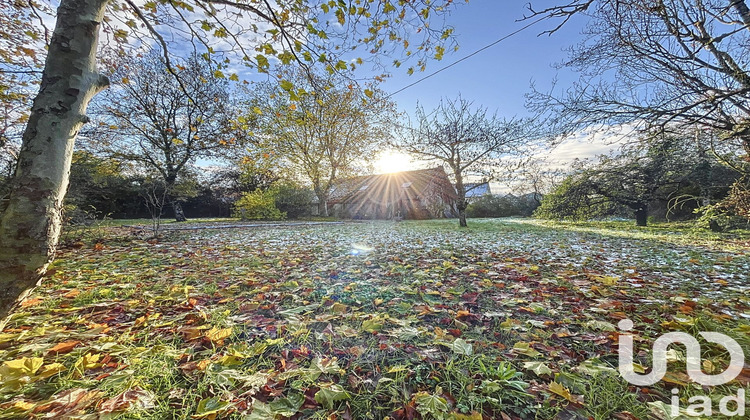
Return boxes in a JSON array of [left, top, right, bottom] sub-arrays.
[[458, 203, 468, 227], [635, 205, 648, 227], [317, 194, 329, 217], [454, 173, 468, 228], [172, 200, 187, 222], [0, 0, 109, 327]]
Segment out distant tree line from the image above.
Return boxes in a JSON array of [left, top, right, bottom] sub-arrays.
[[61, 151, 316, 225], [534, 130, 745, 228]]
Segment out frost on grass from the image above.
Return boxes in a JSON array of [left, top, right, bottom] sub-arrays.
[[0, 219, 747, 419]]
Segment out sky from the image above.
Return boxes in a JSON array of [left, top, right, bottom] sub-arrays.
[[380, 0, 584, 118], [371, 1, 622, 177]]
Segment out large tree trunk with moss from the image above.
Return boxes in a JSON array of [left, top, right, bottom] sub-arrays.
[[0, 0, 109, 327]]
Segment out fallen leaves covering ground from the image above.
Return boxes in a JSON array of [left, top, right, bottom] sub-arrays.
[[1, 219, 748, 419]]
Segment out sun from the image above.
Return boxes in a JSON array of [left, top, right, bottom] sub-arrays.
[[374, 150, 414, 174]]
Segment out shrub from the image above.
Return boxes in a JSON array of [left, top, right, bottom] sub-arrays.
[[696, 178, 750, 231], [534, 176, 621, 220], [232, 189, 286, 221], [466, 195, 535, 218], [274, 183, 314, 219]]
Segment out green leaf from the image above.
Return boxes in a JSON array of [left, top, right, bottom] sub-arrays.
[[512, 342, 542, 358], [256, 55, 269, 70], [314, 384, 349, 409], [268, 393, 303, 417], [245, 399, 274, 420], [574, 359, 617, 376], [364, 89, 374, 98], [361, 317, 384, 333], [307, 357, 341, 380], [335, 60, 348, 70], [335, 9, 345, 25], [279, 80, 294, 92], [194, 397, 231, 418], [446, 338, 473, 355], [414, 392, 449, 417], [523, 361, 552, 376], [278, 52, 295, 65], [585, 320, 616, 332]]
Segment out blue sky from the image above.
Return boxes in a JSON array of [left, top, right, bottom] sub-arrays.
[[370, 1, 623, 176], [378, 0, 586, 118]]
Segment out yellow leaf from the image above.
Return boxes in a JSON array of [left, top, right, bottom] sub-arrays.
[[452, 412, 483, 420], [15, 400, 36, 410], [205, 327, 233, 344], [2, 357, 44, 375], [38, 363, 66, 379], [121, 77, 130, 84], [548, 381, 577, 403]]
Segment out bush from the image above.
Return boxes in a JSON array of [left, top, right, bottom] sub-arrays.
[[274, 183, 314, 219], [466, 195, 533, 218], [534, 176, 621, 220], [232, 189, 286, 221], [697, 179, 750, 231]]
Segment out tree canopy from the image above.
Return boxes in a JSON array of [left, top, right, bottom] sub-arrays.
[[528, 0, 750, 164]]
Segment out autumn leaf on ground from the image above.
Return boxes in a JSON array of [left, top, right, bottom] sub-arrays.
[[99, 387, 156, 414], [548, 381, 583, 405], [523, 361, 553, 376], [47, 340, 81, 355], [512, 342, 542, 358], [205, 327, 233, 345]]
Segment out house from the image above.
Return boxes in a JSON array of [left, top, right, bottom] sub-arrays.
[[328, 167, 457, 219], [461, 182, 492, 202]]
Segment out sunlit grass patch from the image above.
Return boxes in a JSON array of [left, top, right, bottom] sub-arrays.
[[1, 219, 747, 418]]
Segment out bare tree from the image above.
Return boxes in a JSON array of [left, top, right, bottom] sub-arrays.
[[394, 97, 531, 227], [86, 52, 243, 221], [508, 158, 565, 206], [140, 178, 168, 238], [526, 0, 750, 167]]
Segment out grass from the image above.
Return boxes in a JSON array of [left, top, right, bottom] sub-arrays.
[[0, 218, 748, 419]]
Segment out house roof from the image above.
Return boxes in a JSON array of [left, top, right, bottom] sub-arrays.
[[462, 182, 491, 197], [329, 167, 457, 205]]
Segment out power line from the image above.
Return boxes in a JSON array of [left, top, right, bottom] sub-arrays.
[[387, 16, 549, 98]]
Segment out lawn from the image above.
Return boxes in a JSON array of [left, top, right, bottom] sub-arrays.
[[0, 219, 748, 419]]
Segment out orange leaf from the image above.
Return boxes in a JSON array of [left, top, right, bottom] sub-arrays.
[[63, 289, 80, 298], [47, 341, 81, 355], [20, 297, 43, 308]]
